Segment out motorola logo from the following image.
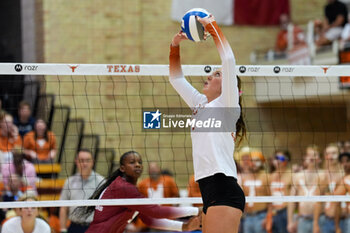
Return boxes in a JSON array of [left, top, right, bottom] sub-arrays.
[[204, 66, 212, 73], [14, 64, 23, 72], [273, 66, 281, 73], [239, 66, 246, 73]]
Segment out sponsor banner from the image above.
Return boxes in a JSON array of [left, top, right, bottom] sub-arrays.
[[236, 65, 350, 77], [142, 107, 239, 132], [142, 107, 346, 133], [0, 63, 350, 76], [0, 63, 221, 76]]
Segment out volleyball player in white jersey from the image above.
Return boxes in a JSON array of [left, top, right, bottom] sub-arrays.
[[169, 15, 246, 233]]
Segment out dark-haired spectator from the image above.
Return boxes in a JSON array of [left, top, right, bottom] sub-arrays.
[[23, 119, 57, 163], [1, 148, 37, 194], [13, 101, 36, 138], [315, 0, 348, 47], [0, 114, 22, 164], [59, 149, 104, 233]]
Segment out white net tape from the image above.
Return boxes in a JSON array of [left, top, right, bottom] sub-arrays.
[[0, 196, 349, 209], [0, 63, 349, 210], [2, 62, 349, 76]]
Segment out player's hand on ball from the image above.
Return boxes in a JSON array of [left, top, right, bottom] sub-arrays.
[[196, 15, 215, 27], [171, 31, 188, 47]]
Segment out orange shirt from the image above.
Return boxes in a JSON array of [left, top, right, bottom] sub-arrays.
[[187, 175, 202, 207], [275, 26, 305, 52], [0, 180, 4, 196], [49, 214, 60, 233], [187, 175, 201, 197], [0, 132, 22, 152], [23, 131, 56, 161], [138, 175, 179, 198]]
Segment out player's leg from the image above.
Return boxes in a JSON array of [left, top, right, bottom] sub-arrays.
[[201, 212, 207, 232], [204, 206, 242, 233]]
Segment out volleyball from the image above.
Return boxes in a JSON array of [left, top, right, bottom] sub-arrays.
[[181, 8, 210, 42]]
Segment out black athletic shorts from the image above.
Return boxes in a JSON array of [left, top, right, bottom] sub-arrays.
[[198, 173, 245, 214]]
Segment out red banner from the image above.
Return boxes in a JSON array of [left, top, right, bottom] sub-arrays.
[[234, 0, 290, 25]]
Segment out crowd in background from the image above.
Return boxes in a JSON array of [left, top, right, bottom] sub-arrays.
[[1, 1, 350, 233], [1, 100, 350, 233], [123, 143, 350, 233], [235, 144, 350, 233], [0, 99, 57, 197], [272, 0, 350, 60]]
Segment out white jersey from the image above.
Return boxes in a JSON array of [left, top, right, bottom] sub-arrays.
[[169, 21, 239, 181], [1, 216, 51, 233]]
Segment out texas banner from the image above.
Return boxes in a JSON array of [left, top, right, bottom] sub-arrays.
[[171, 0, 290, 26]]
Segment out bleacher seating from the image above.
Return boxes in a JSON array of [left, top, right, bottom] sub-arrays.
[[31, 96, 116, 200]]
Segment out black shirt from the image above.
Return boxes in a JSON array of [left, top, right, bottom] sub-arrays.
[[13, 116, 36, 137], [325, 0, 348, 27]]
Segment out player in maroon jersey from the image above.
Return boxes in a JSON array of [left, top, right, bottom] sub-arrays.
[[74, 151, 201, 233]]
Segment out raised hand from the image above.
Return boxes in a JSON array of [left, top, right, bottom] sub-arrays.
[[171, 31, 188, 47], [196, 15, 215, 27]]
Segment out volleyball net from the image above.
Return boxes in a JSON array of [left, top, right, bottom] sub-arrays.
[[0, 63, 349, 209]]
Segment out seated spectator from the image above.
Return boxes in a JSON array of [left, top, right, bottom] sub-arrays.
[[13, 101, 36, 138], [2, 174, 24, 202], [315, 0, 348, 47], [23, 119, 57, 163], [138, 162, 179, 199], [275, 14, 305, 54], [1, 195, 51, 233], [0, 113, 22, 164], [1, 148, 37, 193]]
